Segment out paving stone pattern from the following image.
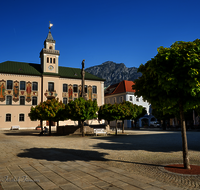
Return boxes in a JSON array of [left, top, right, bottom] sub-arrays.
[[0, 130, 199, 190]]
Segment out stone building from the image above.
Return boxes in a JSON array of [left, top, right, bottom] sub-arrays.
[[0, 29, 105, 130]]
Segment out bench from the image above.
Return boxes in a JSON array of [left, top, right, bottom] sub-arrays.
[[11, 126, 20, 130], [94, 128, 107, 136]]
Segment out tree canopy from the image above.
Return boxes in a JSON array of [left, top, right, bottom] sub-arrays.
[[133, 39, 200, 169], [66, 97, 98, 136]]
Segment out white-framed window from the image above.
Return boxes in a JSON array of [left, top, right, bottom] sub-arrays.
[[19, 114, 25, 122], [32, 82, 38, 91], [63, 98, 68, 105], [63, 84, 68, 92], [20, 96, 25, 105], [129, 96, 132, 101], [136, 97, 139, 102], [113, 97, 116, 103], [32, 97, 37, 105], [6, 114, 11, 122], [73, 84, 78, 93], [20, 81, 26, 90], [7, 80, 13, 90], [48, 82, 54, 91], [6, 96, 12, 105], [92, 86, 97, 94], [120, 96, 123, 102]]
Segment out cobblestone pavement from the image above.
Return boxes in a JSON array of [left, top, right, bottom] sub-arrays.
[[0, 129, 199, 190]]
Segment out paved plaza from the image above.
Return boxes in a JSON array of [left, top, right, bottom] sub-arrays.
[[0, 129, 199, 190]]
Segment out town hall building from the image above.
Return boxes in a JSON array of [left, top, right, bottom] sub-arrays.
[[0, 28, 105, 130]]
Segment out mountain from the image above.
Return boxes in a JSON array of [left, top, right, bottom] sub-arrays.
[[85, 61, 142, 87]]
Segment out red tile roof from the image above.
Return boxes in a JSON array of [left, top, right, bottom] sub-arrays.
[[105, 80, 135, 96]]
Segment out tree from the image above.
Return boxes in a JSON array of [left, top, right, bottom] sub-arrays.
[[98, 103, 115, 126], [131, 105, 147, 128], [133, 39, 200, 169], [152, 108, 174, 130], [118, 101, 141, 133], [29, 99, 66, 135], [66, 98, 98, 137], [98, 103, 121, 135], [29, 103, 45, 133]]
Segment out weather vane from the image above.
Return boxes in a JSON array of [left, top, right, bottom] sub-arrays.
[[49, 21, 53, 32]]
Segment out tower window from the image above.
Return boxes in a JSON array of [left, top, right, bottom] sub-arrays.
[[53, 58, 55, 64], [50, 58, 52, 63], [49, 46, 52, 49], [47, 57, 49, 63]]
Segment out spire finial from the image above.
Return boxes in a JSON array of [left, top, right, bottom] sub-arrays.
[[49, 21, 53, 32]]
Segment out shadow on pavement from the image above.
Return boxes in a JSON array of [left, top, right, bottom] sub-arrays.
[[17, 148, 109, 162], [90, 132, 200, 152]]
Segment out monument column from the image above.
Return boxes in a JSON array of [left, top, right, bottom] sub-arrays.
[[81, 59, 87, 100]]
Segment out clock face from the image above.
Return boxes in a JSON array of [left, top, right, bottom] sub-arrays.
[[48, 65, 54, 71]]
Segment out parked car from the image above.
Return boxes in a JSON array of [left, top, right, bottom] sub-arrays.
[[150, 121, 160, 127]]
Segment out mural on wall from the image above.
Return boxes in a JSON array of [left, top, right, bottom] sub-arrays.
[[26, 81, 32, 102], [13, 81, 19, 102], [0, 80, 6, 102], [88, 85, 92, 100], [68, 84, 73, 101], [78, 85, 82, 98], [62, 92, 68, 98]]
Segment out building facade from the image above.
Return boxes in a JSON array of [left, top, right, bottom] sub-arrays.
[[0, 30, 105, 130], [104, 80, 155, 128]]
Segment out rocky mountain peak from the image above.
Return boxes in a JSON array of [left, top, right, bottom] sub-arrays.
[[85, 61, 141, 87]]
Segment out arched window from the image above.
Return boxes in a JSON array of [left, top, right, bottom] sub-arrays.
[[47, 57, 49, 63], [63, 84, 68, 92], [53, 58, 55, 64], [6, 114, 11, 122], [49, 46, 52, 49]]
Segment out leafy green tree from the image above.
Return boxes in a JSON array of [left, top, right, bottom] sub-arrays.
[[131, 105, 147, 128], [66, 97, 98, 137], [29, 99, 66, 135], [98, 103, 115, 126], [29, 103, 45, 132], [133, 39, 200, 169]]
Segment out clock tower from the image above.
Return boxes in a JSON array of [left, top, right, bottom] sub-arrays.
[[40, 24, 60, 74]]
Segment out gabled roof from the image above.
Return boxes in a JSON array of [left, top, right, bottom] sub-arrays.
[[0, 61, 105, 81], [105, 80, 135, 96]]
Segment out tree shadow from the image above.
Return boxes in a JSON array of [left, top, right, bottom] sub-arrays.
[[17, 148, 109, 162], [17, 147, 183, 169], [91, 132, 200, 152]]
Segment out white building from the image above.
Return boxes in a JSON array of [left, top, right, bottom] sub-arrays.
[[104, 80, 155, 128]]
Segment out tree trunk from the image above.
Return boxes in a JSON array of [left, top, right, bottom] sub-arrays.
[[179, 101, 190, 169], [40, 120, 43, 132], [81, 121, 85, 137], [115, 120, 118, 136], [49, 120, 52, 136], [122, 120, 124, 133]]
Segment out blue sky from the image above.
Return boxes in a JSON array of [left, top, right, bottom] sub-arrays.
[[1, 0, 200, 69]]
